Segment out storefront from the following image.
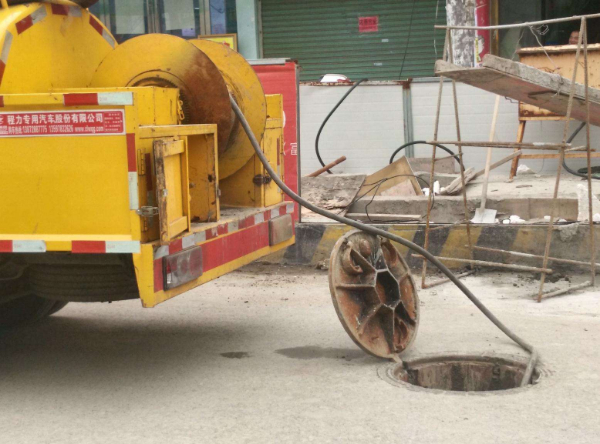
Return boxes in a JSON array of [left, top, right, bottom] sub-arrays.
[[496, 0, 600, 59], [86, 1, 600, 81], [89, 0, 238, 44], [260, 0, 448, 81]]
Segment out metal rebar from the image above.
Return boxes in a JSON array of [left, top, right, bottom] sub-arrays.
[[429, 141, 572, 150], [422, 270, 476, 289], [422, 28, 449, 289], [538, 19, 586, 303], [447, 30, 475, 263], [434, 12, 600, 31], [583, 19, 597, 288], [537, 281, 592, 300], [470, 245, 600, 270], [412, 255, 553, 274]]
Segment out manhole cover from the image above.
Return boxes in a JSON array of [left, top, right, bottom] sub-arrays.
[[379, 354, 547, 393], [329, 230, 419, 359]]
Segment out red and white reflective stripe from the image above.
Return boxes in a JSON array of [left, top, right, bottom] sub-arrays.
[[0, 240, 140, 254], [15, 6, 47, 35], [89, 15, 116, 48], [153, 202, 295, 260], [153, 220, 273, 292], [0, 31, 13, 87], [126, 134, 139, 210], [254, 212, 265, 224], [71, 241, 141, 254], [63, 92, 134, 107], [227, 220, 239, 233], [0, 240, 46, 253]]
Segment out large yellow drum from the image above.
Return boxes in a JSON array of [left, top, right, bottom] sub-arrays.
[[0, 2, 114, 93]]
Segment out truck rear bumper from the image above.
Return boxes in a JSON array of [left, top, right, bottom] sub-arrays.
[[135, 202, 296, 308], [0, 202, 296, 307]]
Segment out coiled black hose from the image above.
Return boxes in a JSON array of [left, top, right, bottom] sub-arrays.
[[231, 95, 538, 386], [315, 78, 368, 173], [563, 122, 599, 180]]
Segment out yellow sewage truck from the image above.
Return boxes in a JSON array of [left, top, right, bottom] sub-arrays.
[[0, 1, 295, 329]]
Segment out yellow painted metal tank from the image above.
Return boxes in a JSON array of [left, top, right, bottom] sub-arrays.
[[0, 2, 114, 93]]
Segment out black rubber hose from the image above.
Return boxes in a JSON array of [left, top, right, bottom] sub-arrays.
[[231, 95, 538, 386], [315, 78, 369, 173], [562, 122, 599, 180], [389, 140, 460, 165]]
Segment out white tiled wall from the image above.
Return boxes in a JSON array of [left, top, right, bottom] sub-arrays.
[[299, 80, 599, 176], [412, 80, 600, 174], [412, 81, 520, 172], [300, 84, 405, 176]]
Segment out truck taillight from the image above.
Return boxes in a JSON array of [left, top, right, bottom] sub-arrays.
[[164, 247, 203, 290]]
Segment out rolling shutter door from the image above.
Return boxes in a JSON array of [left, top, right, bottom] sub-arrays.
[[261, 0, 447, 81]]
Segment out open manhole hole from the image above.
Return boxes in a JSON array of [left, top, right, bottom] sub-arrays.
[[379, 355, 546, 393]]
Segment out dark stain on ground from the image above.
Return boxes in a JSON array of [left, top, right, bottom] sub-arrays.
[[221, 352, 250, 359], [275, 346, 365, 361]]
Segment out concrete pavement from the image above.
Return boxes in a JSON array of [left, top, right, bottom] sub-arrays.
[[0, 264, 598, 443]]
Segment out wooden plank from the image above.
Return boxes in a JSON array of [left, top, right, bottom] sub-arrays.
[[435, 54, 600, 127], [154, 138, 189, 244], [474, 150, 522, 179], [518, 43, 600, 55], [359, 157, 423, 197], [439, 167, 476, 195], [441, 151, 522, 196], [519, 45, 600, 119]]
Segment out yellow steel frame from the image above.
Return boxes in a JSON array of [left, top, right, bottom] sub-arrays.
[[220, 94, 285, 208]]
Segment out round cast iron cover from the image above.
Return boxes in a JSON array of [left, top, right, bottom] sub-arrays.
[[329, 230, 419, 359]]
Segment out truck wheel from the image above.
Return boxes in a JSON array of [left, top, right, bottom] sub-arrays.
[[29, 264, 139, 302], [0, 294, 57, 331], [48, 301, 69, 316]]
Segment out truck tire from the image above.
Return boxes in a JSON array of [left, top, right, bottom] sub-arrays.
[[29, 264, 139, 302], [48, 301, 69, 315], [0, 294, 57, 331]]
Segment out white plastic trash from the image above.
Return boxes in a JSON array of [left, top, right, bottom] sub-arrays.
[[517, 164, 535, 175]]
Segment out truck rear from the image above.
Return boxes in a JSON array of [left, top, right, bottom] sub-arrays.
[[0, 2, 295, 328]]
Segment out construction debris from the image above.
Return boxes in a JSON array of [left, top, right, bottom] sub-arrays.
[[300, 174, 365, 221], [358, 157, 423, 198], [408, 157, 456, 174], [517, 164, 536, 175], [576, 184, 600, 222], [439, 167, 476, 195]]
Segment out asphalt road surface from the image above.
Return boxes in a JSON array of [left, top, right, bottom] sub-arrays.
[[1, 264, 598, 443]]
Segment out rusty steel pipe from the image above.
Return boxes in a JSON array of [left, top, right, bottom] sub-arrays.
[[307, 156, 347, 177]]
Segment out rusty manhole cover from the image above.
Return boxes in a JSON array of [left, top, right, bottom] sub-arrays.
[[329, 230, 419, 359], [379, 354, 547, 393]]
